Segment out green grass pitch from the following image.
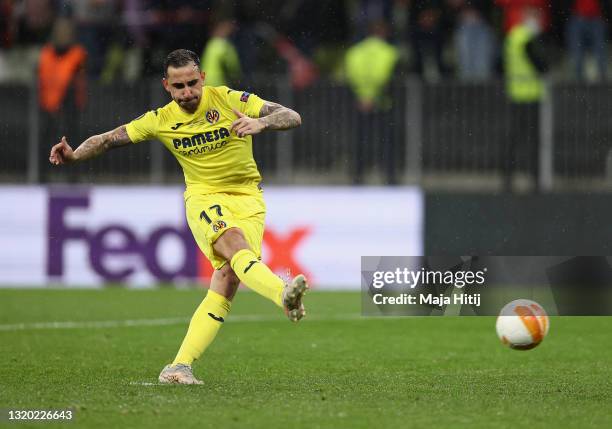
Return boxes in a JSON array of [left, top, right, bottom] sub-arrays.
[[1, 288, 611, 429]]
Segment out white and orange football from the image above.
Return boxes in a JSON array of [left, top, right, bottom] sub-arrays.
[[496, 299, 550, 350]]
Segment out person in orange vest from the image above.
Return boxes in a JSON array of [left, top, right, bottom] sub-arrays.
[[38, 17, 87, 181], [39, 17, 87, 113]]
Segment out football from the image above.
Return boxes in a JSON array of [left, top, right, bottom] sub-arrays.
[[496, 299, 550, 350]]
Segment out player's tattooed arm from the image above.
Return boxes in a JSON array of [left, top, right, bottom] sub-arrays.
[[49, 125, 132, 165], [231, 101, 301, 137], [258, 101, 302, 131]]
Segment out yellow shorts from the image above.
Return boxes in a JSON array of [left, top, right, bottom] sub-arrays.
[[185, 192, 266, 270]]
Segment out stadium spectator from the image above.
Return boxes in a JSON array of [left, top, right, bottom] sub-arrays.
[[0, 0, 15, 80], [353, 0, 394, 39], [282, 0, 350, 55], [38, 17, 86, 113], [1, 0, 15, 48], [120, 0, 163, 80], [408, 0, 452, 79], [12, 0, 56, 45], [563, 0, 611, 81], [38, 16, 86, 181], [496, 0, 552, 33], [503, 6, 549, 192], [345, 20, 399, 184], [449, 0, 495, 81], [148, 0, 211, 53], [281, 0, 349, 78], [129, 0, 213, 76], [63, 0, 117, 78], [227, 0, 261, 76], [201, 20, 241, 87], [122, 0, 147, 47]]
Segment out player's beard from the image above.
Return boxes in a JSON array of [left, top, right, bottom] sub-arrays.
[[178, 96, 199, 113]]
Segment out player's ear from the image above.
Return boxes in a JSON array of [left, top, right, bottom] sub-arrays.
[[200, 71, 206, 85], [162, 77, 170, 93]]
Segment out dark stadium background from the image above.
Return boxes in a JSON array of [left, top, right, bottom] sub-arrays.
[[2, 0, 612, 255]]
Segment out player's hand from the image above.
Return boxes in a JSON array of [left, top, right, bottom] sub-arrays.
[[231, 108, 266, 137], [49, 136, 77, 165]]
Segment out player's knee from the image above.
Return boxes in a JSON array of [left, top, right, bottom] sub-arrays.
[[214, 227, 249, 260], [219, 264, 240, 287], [211, 264, 240, 300]]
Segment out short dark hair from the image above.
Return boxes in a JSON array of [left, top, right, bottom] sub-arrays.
[[163, 49, 200, 77]]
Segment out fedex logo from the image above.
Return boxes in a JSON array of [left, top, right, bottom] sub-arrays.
[[46, 193, 312, 285]]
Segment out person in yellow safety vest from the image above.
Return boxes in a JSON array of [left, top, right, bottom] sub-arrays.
[[503, 7, 549, 193], [345, 21, 399, 185], [201, 20, 241, 87]]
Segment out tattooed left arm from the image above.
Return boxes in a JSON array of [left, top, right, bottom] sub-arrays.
[[258, 101, 302, 131], [230, 101, 301, 137]]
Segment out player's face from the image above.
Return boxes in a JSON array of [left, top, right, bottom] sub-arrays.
[[163, 63, 205, 113]]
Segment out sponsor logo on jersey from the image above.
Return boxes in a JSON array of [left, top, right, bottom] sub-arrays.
[[172, 127, 230, 150], [212, 220, 227, 233], [206, 109, 220, 124], [170, 122, 184, 130], [240, 92, 250, 102]]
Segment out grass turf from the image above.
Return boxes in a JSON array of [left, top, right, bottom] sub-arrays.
[[0, 288, 611, 429]]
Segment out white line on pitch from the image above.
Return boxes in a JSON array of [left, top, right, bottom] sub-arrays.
[[0, 313, 370, 332], [0, 317, 189, 331], [127, 381, 204, 386]]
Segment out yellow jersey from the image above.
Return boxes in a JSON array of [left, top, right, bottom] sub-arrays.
[[125, 85, 265, 197]]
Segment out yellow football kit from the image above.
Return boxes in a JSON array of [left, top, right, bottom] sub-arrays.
[[125, 86, 267, 269], [129, 85, 302, 370]]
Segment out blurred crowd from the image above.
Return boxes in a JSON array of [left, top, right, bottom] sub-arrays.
[[0, 0, 610, 86], [2, 0, 608, 190]]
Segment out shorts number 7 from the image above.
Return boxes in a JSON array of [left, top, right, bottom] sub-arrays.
[[200, 204, 223, 224]]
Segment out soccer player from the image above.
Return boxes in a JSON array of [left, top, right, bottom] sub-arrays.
[[48, 49, 308, 385]]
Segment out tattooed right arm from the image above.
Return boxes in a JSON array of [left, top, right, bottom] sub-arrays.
[[73, 125, 132, 162], [50, 125, 132, 165]]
